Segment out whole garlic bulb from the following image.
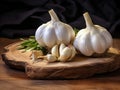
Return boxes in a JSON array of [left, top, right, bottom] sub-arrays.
[[35, 9, 75, 48], [73, 12, 113, 56]]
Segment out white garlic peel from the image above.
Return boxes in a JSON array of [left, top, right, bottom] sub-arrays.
[[35, 9, 75, 48], [31, 50, 43, 61], [51, 43, 76, 62], [73, 12, 113, 56]]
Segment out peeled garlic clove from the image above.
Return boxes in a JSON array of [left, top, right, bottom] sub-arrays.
[[51, 45, 59, 57], [58, 47, 72, 62], [68, 45, 76, 61], [59, 43, 66, 56], [46, 54, 57, 62]]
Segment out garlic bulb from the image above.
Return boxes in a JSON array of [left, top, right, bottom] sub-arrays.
[[35, 9, 75, 48], [51, 43, 76, 62], [73, 12, 113, 56]]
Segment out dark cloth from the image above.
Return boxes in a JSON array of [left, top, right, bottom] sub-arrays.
[[0, 0, 120, 38]]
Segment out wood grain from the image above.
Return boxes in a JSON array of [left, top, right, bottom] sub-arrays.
[[2, 41, 120, 79], [1, 38, 120, 90]]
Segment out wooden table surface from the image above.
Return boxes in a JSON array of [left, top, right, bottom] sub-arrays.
[[0, 37, 120, 90]]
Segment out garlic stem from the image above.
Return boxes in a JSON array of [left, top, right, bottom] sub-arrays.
[[49, 9, 59, 22], [83, 12, 94, 28]]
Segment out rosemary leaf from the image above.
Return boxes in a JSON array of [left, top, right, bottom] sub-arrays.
[[18, 36, 48, 55]]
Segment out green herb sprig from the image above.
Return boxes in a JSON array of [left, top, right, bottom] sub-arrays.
[[74, 28, 79, 35], [18, 36, 48, 54]]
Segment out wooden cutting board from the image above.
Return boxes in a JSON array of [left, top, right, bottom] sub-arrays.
[[2, 42, 120, 79]]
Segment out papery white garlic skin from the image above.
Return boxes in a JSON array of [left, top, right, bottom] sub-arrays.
[[31, 50, 43, 60], [73, 12, 113, 56], [35, 9, 75, 48]]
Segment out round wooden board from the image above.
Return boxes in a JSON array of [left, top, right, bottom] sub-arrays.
[[2, 42, 120, 79]]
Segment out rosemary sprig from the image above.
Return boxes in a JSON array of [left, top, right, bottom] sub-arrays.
[[18, 36, 48, 54]]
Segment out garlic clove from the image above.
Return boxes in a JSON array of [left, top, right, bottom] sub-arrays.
[[58, 47, 72, 62], [35, 24, 47, 47], [59, 43, 66, 56], [55, 24, 71, 45], [51, 45, 59, 57], [73, 37, 80, 51], [38, 54, 57, 62], [43, 25, 57, 48], [79, 31, 94, 56], [46, 54, 57, 62], [95, 25, 113, 48], [91, 34, 106, 53], [68, 45, 76, 61], [65, 24, 76, 42]]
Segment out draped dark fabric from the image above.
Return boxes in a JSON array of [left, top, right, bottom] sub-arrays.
[[0, 0, 120, 38]]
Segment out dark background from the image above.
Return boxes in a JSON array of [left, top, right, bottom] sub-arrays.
[[0, 0, 120, 38]]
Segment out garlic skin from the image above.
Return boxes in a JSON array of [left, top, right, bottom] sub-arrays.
[[31, 50, 43, 60], [35, 9, 75, 48], [51, 45, 59, 58], [73, 12, 113, 56], [51, 43, 76, 62]]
